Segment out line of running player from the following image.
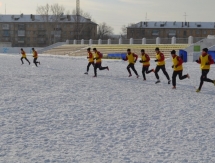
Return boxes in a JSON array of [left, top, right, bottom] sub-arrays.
[[20, 48, 40, 67], [85, 47, 215, 92]]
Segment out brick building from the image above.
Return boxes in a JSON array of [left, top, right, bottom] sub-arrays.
[[127, 21, 215, 39], [0, 14, 97, 47]]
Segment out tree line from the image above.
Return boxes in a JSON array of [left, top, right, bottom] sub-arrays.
[[36, 3, 125, 43]]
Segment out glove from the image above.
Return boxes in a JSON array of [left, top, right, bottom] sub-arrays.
[[139, 60, 143, 63], [87, 57, 89, 59], [205, 62, 210, 65], [175, 65, 178, 68], [195, 60, 199, 63], [154, 60, 158, 62], [172, 65, 174, 68], [134, 60, 137, 63]]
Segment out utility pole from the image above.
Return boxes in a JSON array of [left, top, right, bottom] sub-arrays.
[[76, 0, 80, 40]]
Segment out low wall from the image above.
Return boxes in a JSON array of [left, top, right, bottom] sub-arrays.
[[0, 47, 43, 54]]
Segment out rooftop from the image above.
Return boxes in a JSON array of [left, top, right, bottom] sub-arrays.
[[0, 14, 96, 24], [128, 21, 215, 29]]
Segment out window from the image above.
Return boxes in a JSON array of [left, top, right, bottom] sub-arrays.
[[183, 31, 187, 36], [3, 30, 10, 37], [152, 30, 159, 36], [203, 31, 207, 35], [196, 30, 200, 35], [169, 30, 176, 36], [2, 24, 9, 30]]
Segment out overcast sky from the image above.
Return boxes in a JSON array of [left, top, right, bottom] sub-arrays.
[[0, 0, 215, 34]]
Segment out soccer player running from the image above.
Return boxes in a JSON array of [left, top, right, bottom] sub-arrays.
[[93, 48, 109, 77], [139, 49, 154, 80], [20, 48, 30, 65], [171, 50, 190, 89], [32, 48, 40, 67], [123, 49, 139, 78], [84, 48, 94, 75], [154, 47, 171, 84], [196, 48, 215, 92]]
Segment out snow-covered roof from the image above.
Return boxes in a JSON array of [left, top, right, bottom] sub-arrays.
[[128, 21, 215, 29], [0, 14, 96, 24]]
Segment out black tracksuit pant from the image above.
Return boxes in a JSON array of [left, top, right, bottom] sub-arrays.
[[21, 57, 30, 64], [87, 62, 94, 72], [172, 70, 188, 87], [198, 70, 213, 90], [33, 58, 40, 67], [127, 63, 138, 76], [94, 63, 108, 76], [142, 66, 153, 80], [155, 65, 170, 80]]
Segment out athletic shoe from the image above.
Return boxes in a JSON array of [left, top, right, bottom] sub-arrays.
[[168, 80, 171, 84], [29, 62, 31, 65], [155, 80, 160, 84], [128, 74, 132, 77], [137, 75, 139, 78], [196, 89, 200, 93], [187, 74, 190, 79], [143, 79, 146, 81], [107, 67, 109, 71], [84, 72, 88, 75], [172, 86, 176, 89], [213, 80, 215, 86]]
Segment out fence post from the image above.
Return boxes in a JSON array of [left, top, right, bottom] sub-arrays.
[[108, 39, 111, 45], [81, 39, 84, 45], [89, 39, 92, 45], [156, 37, 160, 44], [119, 38, 122, 44], [98, 39, 102, 44], [130, 38, 133, 44], [142, 38, 146, 44], [188, 36, 193, 44], [73, 40, 77, 44], [171, 37, 176, 44]]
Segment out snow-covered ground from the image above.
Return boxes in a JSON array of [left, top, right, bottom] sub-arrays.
[[0, 54, 215, 163]]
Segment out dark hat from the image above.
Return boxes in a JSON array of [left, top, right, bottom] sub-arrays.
[[87, 48, 91, 51], [171, 50, 176, 54], [93, 48, 97, 51], [21, 48, 23, 50], [141, 49, 145, 52], [155, 47, 159, 51], [127, 49, 131, 52], [32, 48, 34, 50], [202, 48, 208, 53]]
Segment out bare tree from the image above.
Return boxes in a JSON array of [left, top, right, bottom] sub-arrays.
[[120, 23, 136, 38], [97, 22, 114, 39], [70, 9, 97, 40], [36, 3, 65, 44], [72, 9, 92, 19]]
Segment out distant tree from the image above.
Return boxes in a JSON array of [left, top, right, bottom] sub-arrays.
[[120, 23, 136, 39], [71, 9, 96, 40], [36, 3, 65, 44], [97, 22, 114, 39]]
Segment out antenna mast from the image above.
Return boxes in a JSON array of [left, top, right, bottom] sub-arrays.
[[76, 0, 80, 40]]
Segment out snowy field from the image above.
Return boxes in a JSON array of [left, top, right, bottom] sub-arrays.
[[0, 53, 215, 163]]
